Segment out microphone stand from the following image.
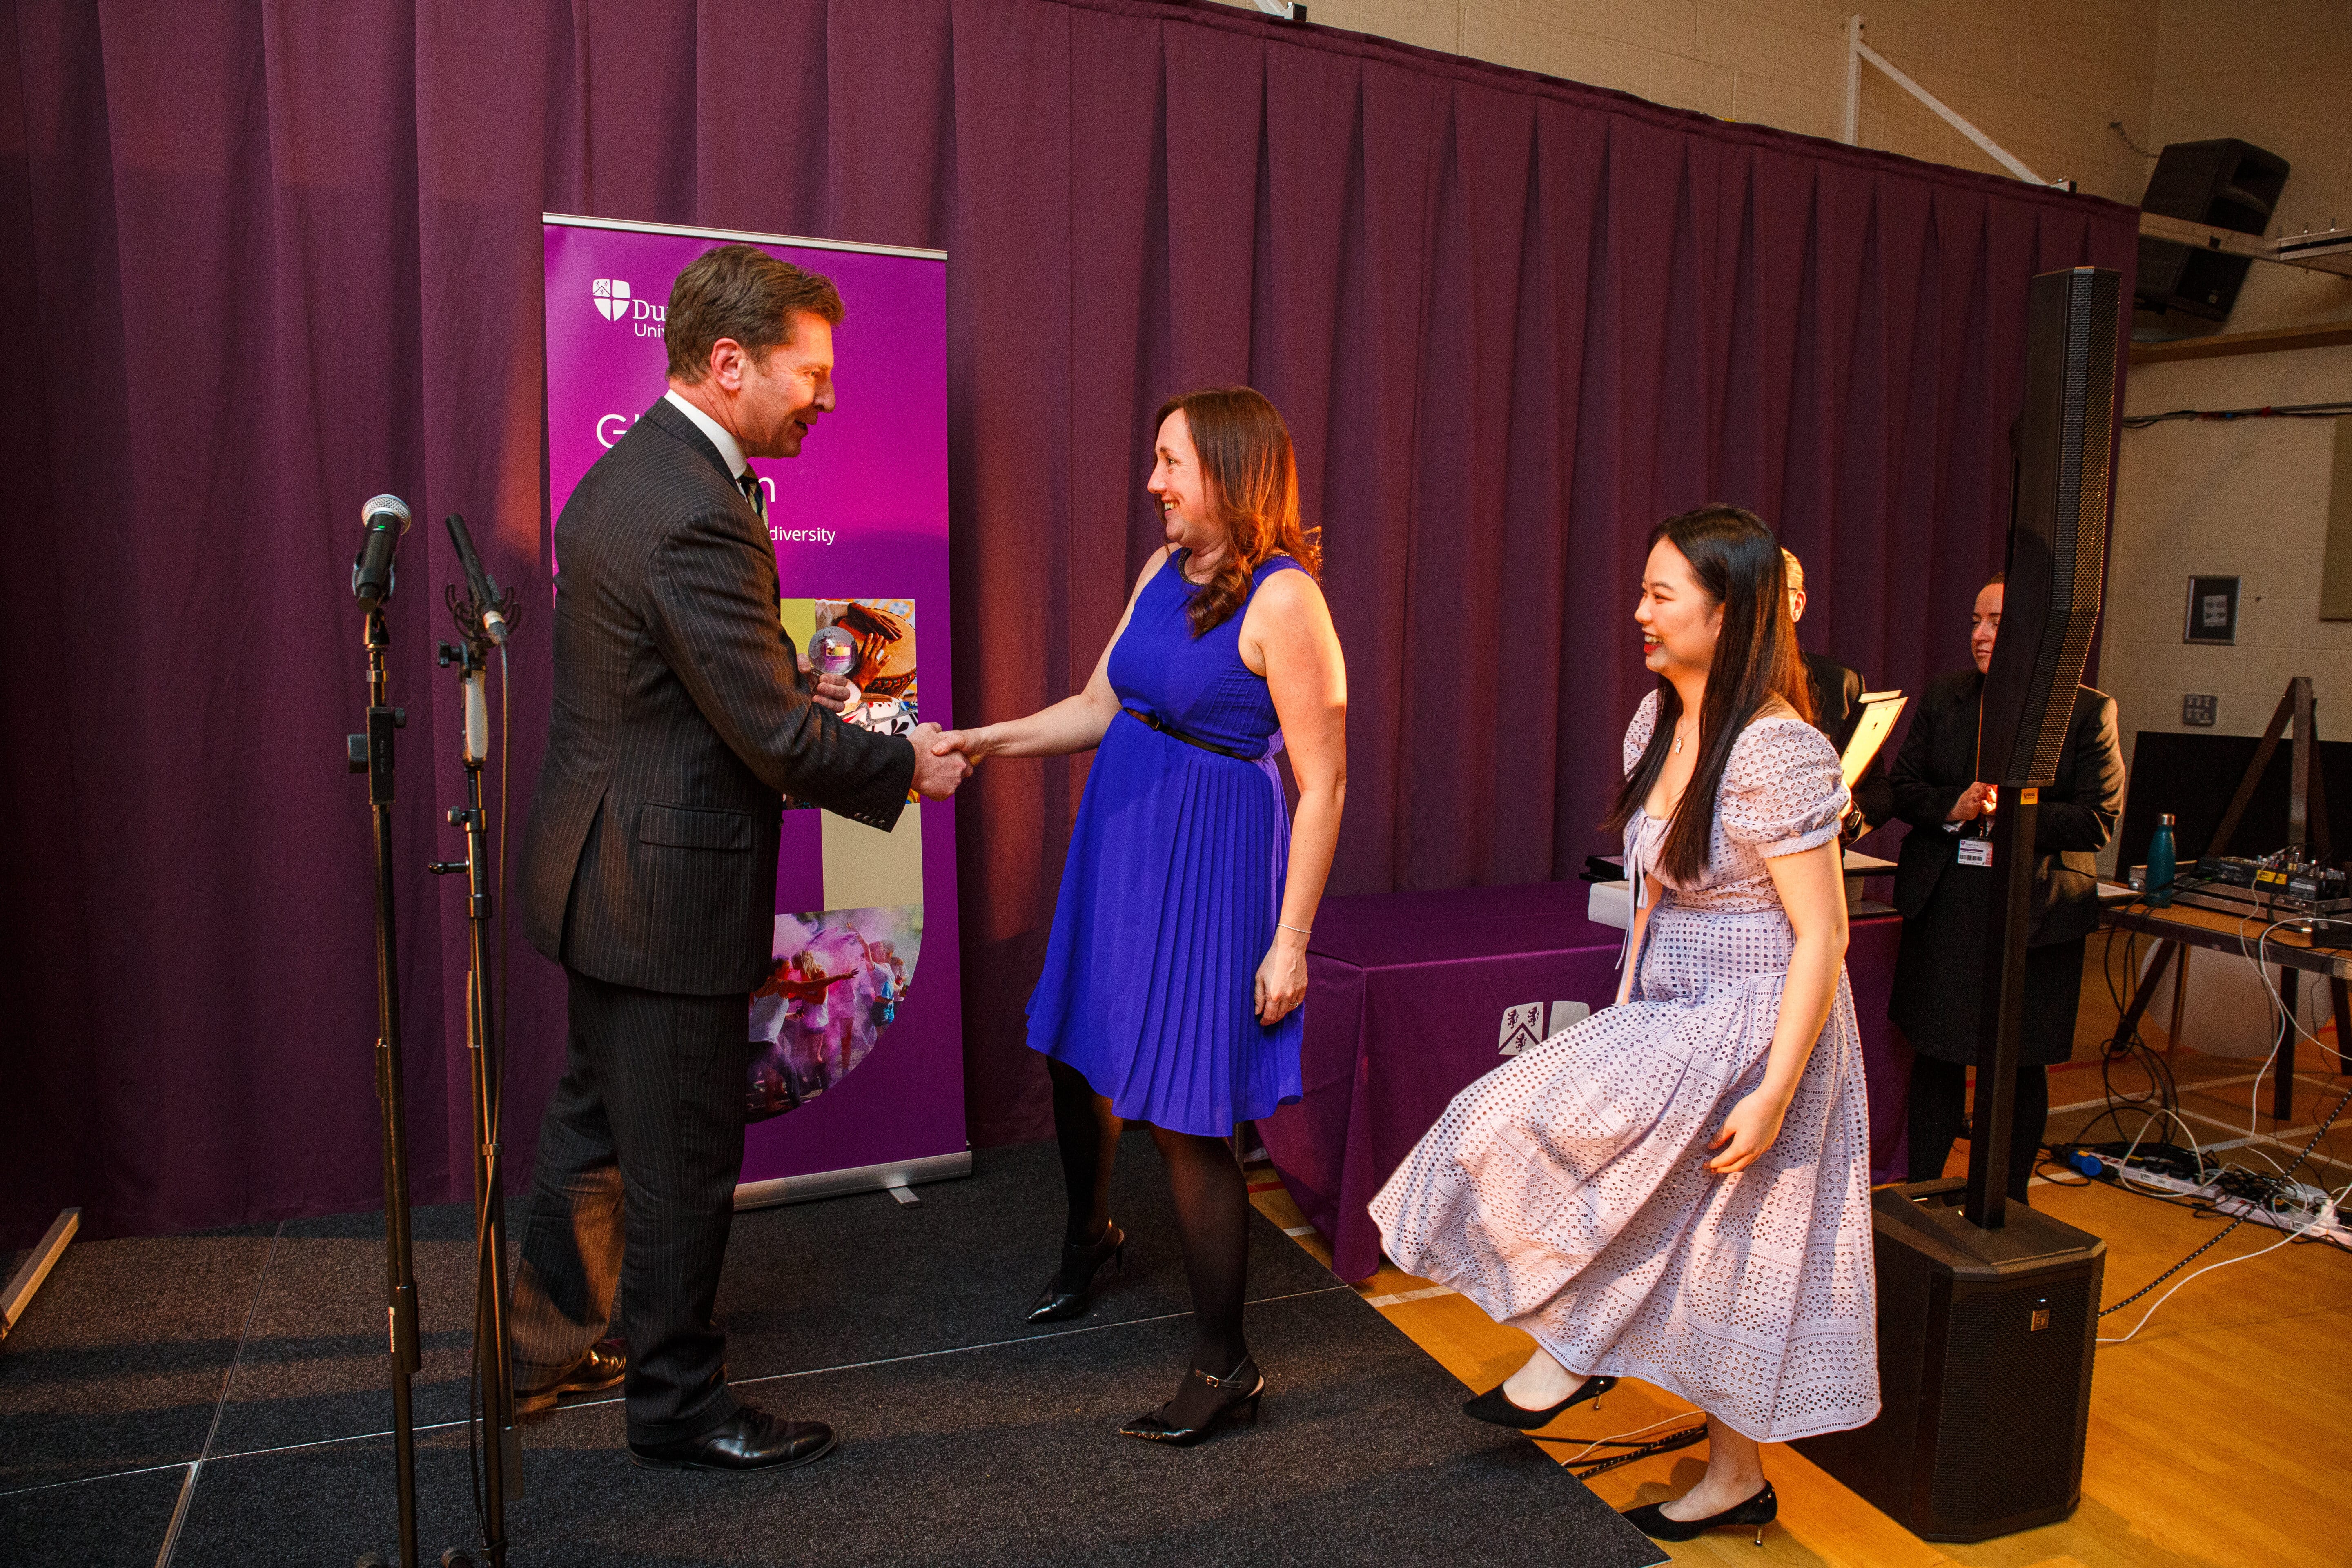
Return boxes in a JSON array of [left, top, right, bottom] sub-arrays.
[[348, 607, 424, 1568], [430, 591, 524, 1568]]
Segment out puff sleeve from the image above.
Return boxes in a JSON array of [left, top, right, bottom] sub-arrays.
[[1718, 718, 1849, 858]]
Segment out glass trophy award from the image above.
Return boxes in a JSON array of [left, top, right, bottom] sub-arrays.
[[808, 624, 860, 690]]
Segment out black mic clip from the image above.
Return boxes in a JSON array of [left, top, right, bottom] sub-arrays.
[[445, 580, 522, 652], [443, 512, 521, 652]]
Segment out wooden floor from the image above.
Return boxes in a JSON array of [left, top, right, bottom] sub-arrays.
[[1245, 932, 2352, 1567]]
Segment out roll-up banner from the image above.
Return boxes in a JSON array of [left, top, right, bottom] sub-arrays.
[[542, 215, 967, 1205]]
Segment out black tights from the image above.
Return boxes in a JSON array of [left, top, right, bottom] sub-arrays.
[[1047, 1058, 1250, 1376], [1906, 1056, 2050, 1203]]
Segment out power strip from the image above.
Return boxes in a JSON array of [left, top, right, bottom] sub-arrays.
[[2074, 1154, 2351, 1243], [2212, 1194, 2352, 1246]]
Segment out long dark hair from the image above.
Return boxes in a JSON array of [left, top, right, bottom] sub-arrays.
[[1603, 505, 1813, 883], [1156, 388, 1321, 636]]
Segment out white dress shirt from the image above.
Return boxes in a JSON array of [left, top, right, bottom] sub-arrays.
[[663, 388, 749, 486]]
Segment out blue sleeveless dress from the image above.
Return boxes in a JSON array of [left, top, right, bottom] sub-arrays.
[[1026, 552, 1307, 1136]]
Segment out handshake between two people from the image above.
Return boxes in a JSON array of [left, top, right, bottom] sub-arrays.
[[802, 662, 985, 802]]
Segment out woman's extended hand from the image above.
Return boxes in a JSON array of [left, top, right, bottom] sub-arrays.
[[929, 727, 998, 769], [1254, 931, 1310, 1026], [1705, 1087, 1791, 1174]]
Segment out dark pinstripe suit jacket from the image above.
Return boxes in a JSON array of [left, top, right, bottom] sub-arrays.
[[521, 396, 916, 996]]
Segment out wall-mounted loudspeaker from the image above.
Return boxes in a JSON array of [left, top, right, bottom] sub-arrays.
[[1794, 266, 2123, 1542], [2135, 137, 2290, 321]]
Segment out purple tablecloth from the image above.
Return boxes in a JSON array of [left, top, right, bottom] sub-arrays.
[[1258, 882, 1908, 1282]]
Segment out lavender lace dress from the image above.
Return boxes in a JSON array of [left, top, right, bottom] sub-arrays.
[[1369, 692, 1878, 1442]]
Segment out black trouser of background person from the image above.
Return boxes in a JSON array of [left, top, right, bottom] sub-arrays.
[[1905, 1055, 2051, 1203]]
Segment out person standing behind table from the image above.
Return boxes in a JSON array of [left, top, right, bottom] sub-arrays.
[[1887, 572, 2124, 1202], [933, 388, 1346, 1446], [1785, 548, 1864, 749], [512, 245, 970, 1474], [1784, 546, 1893, 834], [1372, 506, 1875, 1547]]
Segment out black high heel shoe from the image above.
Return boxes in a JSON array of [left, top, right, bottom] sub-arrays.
[[1461, 1373, 1616, 1430], [1025, 1221, 1126, 1323], [1621, 1481, 1777, 1544], [1118, 1356, 1265, 1446]]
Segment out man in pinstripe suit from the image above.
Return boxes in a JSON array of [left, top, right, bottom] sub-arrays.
[[513, 245, 967, 1472]]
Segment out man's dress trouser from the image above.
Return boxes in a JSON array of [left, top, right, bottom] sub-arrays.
[[510, 967, 748, 1446]]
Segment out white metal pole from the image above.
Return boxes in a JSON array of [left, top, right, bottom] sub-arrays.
[[1853, 34, 2047, 185], [1842, 15, 1862, 145]]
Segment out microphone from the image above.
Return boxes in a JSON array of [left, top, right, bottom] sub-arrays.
[[352, 494, 411, 612], [444, 512, 508, 645]]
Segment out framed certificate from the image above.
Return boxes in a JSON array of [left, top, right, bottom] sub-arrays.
[[2184, 575, 2240, 645]]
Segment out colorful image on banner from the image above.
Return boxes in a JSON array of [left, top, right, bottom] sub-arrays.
[[748, 904, 924, 1122], [785, 597, 919, 808]]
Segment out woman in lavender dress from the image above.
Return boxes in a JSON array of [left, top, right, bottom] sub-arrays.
[[1370, 505, 1874, 1544], [937, 388, 1346, 1444]]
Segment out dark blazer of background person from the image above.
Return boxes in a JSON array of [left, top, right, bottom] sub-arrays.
[[1803, 648, 1895, 831], [521, 396, 915, 995], [1885, 668, 2125, 1064], [1803, 650, 1864, 751]]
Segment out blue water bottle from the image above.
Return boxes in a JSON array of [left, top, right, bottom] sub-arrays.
[[2146, 812, 2177, 906]]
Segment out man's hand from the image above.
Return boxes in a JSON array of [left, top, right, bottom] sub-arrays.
[[908, 723, 970, 799], [1947, 781, 1996, 823], [798, 655, 857, 715]]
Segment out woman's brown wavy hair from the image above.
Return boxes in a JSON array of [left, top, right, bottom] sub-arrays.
[[1156, 388, 1322, 636]]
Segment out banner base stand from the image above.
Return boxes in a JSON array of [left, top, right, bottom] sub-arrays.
[[734, 1150, 971, 1211]]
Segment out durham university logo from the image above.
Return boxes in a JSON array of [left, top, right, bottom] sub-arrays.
[[592, 278, 632, 321]]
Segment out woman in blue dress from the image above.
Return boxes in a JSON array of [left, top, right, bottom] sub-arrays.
[[935, 387, 1346, 1444]]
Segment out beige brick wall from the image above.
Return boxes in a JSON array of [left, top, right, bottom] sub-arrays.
[[2096, 1, 2352, 866]]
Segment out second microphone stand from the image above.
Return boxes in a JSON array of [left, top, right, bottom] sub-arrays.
[[429, 612, 523, 1566]]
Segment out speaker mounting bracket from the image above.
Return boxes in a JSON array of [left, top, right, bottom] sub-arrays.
[[1840, 16, 2074, 191]]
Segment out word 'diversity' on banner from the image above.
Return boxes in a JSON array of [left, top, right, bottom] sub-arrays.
[[542, 214, 965, 1204]]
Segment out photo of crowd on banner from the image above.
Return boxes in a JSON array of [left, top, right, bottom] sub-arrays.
[[748, 904, 924, 1119]]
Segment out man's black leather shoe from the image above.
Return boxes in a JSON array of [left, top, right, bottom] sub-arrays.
[[628, 1407, 837, 1472], [514, 1340, 627, 1417]]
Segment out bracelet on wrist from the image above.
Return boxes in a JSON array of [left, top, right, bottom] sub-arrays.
[[1278, 921, 1312, 937]]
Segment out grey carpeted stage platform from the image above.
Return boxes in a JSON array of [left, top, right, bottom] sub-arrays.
[[2, 1136, 1664, 1567]]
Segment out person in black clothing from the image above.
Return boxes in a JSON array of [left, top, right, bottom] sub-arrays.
[[1784, 548, 1891, 833], [1784, 549, 1863, 749], [1886, 574, 2125, 1201]]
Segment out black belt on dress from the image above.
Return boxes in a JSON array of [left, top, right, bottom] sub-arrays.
[[1122, 707, 1260, 762]]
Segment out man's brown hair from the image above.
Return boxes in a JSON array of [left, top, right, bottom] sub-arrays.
[[664, 243, 844, 384]]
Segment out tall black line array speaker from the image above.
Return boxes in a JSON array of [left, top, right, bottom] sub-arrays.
[[1793, 267, 2122, 1543], [2135, 137, 2290, 321]]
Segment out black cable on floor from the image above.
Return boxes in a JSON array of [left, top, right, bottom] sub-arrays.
[[1530, 1423, 1711, 1479]]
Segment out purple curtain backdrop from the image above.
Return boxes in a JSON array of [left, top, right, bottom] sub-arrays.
[[0, 0, 2136, 1243]]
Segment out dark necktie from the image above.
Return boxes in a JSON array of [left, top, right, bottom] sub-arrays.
[[737, 469, 766, 519]]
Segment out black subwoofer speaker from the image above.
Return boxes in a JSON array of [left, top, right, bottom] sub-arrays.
[[1792, 1183, 2106, 1541]]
